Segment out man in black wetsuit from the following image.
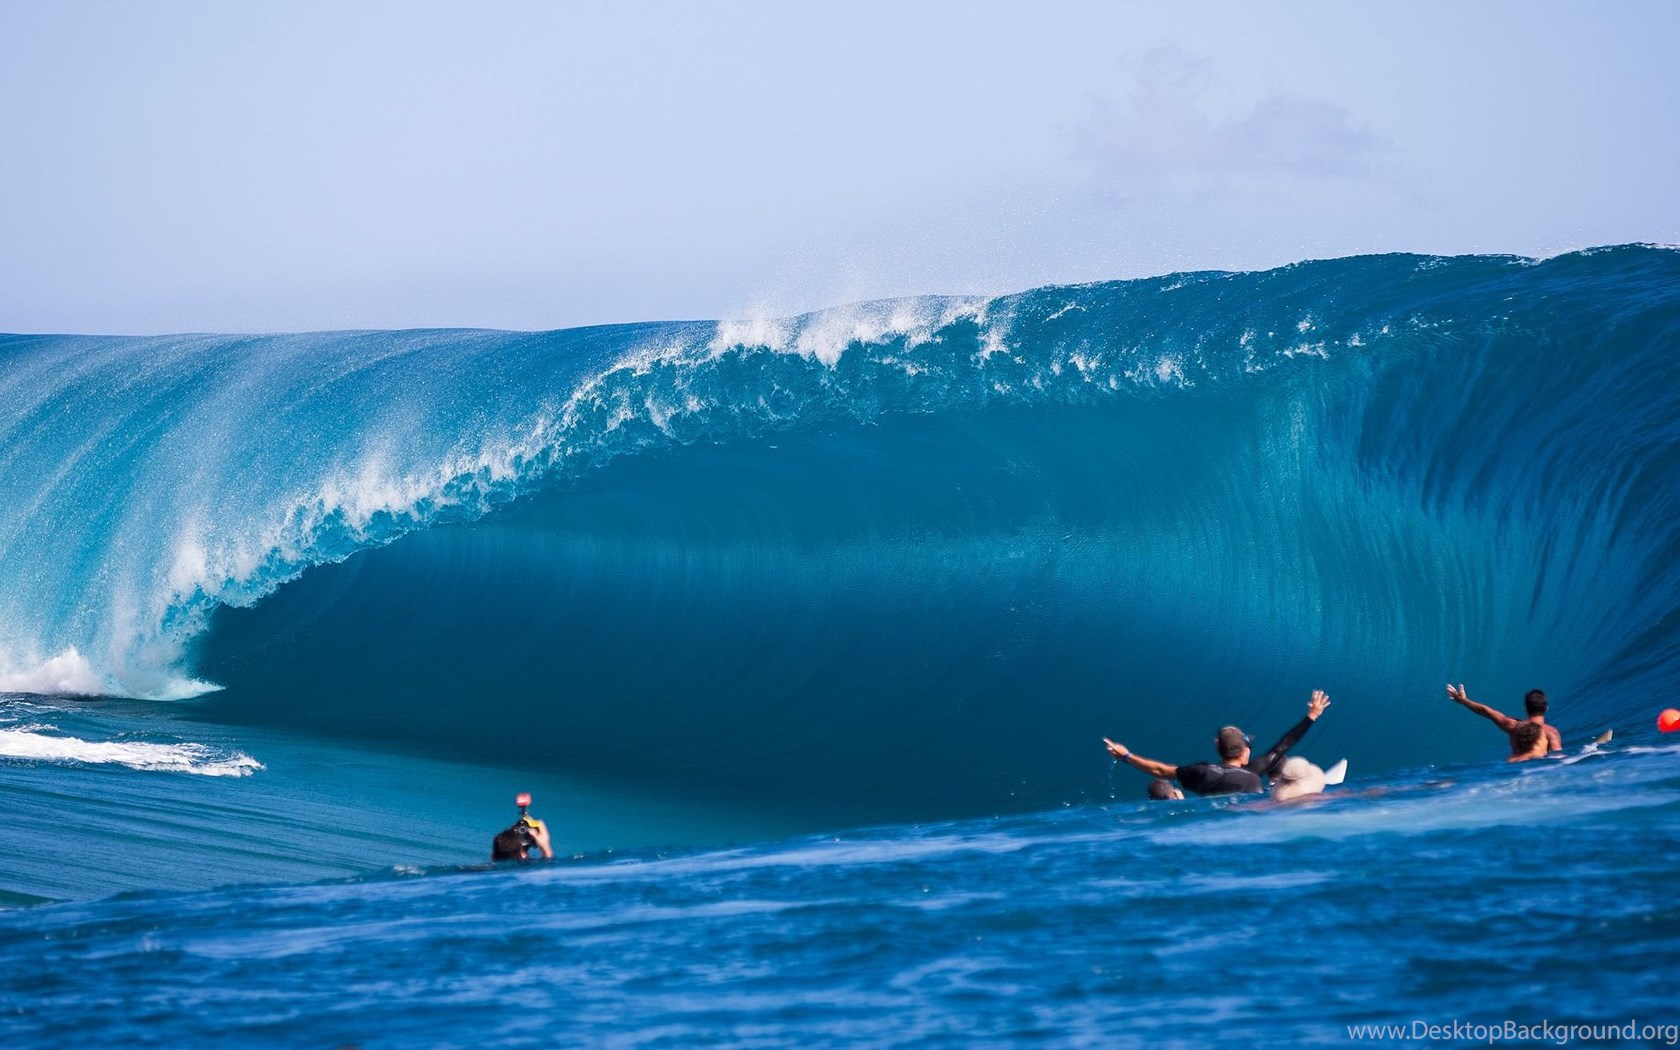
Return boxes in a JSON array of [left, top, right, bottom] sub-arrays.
[[1103, 689, 1332, 796]]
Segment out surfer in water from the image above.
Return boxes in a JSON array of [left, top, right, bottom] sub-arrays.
[[1446, 684, 1562, 756], [1104, 689, 1332, 796], [1146, 778, 1184, 801], [492, 818, 553, 862], [491, 793, 554, 862]]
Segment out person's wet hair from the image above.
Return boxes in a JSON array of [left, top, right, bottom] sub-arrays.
[[1511, 721, 1545, 754], [1525, 689, 1549, 717], [491, 827, 529, 861], [1147, 778, 1178, 800], [1215, 726, 1249, 761]]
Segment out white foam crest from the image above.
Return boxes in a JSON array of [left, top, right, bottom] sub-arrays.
[[709, 315, 794, 356], [978, 308, 1014, 361], [641, 388, 708, 434], [167, 411, 573, 617], [167, 536, 210, 596], [1283, 342, 1330, 360], [0, 645, 218, 701], [1067, 350, 1100, 375], [0, 648, 105, 695], [710, 297, 991, 368], [0, 726, 262, 776], [1122, 351, 1192, 389]]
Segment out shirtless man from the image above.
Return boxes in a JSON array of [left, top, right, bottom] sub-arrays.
[[1447, 684, 1562, 756]]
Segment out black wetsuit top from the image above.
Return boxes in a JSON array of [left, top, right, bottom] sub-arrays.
[[1247, 716, 1316, 779], [1175, 763, 1263, 796], [1172, 716, 1317, 796]]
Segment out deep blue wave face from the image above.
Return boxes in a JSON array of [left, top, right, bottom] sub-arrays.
[[5, 246, 1680, 826]]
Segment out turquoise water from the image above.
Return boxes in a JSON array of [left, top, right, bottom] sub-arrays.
[[0, 694, 809, 905], [2, 246, 1679, 1043]]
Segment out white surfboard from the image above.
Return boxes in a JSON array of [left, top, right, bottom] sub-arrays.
[[1563, 730, 1616, 764], [1323, 758, 1348, 786]]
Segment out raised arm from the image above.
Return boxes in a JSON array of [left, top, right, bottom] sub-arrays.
[[1104, 738, 1178, 780], [1446, 683, 1519, 732], [526, 820, 554, 860], [1248, 689, 1331, 775]]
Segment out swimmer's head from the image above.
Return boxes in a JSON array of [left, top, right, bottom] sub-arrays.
[[491, 827, 531, 861], [1524, 690, 1548, 717], [1215, 726, 1251, 762], [1147, 778, 1183, 801], [1271, 757, 1326, 802]]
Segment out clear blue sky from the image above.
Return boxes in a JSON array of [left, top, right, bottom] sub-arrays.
[[2, 1, 1676, 333]]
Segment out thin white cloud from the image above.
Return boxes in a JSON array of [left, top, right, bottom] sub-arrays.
[[1071, 46, 1386, 190]]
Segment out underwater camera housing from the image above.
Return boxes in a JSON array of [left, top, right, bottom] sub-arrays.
[[514, 792, 543, 835]]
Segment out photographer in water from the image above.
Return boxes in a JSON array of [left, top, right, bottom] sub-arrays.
[[491, 793, 554, 862]]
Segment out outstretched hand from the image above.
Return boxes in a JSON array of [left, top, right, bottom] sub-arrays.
[[1307, 689, 1331, 720], [1446, 683, 1470, 705], [1103, 738, 1129, 760]]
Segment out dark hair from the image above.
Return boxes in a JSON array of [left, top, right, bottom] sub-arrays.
[[1215, 726, 1249, 761], [1147, 778, 1178, 800], [491, 827, 530, 861], [1511, 721, 1545, 754], [1524, 689, 1548, 717]]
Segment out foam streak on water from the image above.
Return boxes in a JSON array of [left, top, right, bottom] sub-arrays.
[[0, 726, 260, 776]]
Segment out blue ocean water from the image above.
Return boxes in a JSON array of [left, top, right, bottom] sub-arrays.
[[3, 246, 1680, 1044], [3, 743, 1679, 1047]]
